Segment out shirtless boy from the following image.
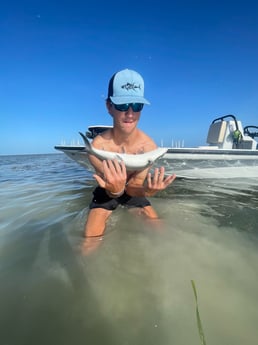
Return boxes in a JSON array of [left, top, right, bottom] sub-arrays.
[[84, 69, 176, 250]]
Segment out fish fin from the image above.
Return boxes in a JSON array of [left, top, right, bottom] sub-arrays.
[[115, 154, 123, 162]]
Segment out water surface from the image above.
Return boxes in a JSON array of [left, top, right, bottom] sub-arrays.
[[1, 154, 258, 345]]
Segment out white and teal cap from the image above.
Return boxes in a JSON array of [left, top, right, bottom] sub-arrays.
[[107, 69, 150, 105]]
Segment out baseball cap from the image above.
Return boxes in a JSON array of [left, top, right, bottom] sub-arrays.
[[107, 69, 150, 105]]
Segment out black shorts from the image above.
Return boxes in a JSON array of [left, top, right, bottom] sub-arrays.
[[89, 186, 151, 211]]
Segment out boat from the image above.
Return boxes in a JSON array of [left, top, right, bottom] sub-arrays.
[[55, 115, 258, 179]]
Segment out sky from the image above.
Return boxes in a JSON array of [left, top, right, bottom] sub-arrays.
[[1, 0, 258, 154]]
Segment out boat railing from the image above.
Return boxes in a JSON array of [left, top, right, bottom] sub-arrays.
[[212, 114, 239, 131]]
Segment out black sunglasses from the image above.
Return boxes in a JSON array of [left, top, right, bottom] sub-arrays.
[[111, 102, 144, 112]]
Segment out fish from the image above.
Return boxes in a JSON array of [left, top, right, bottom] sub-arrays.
[[79, 132, 168, 171]]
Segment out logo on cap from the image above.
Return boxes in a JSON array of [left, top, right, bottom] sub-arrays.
[[121, 83, 141, 91]]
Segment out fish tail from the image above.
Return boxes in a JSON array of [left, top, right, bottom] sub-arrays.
[[79, 132, 91, 152]]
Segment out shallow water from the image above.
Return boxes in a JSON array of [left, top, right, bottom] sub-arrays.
[[0, 154, 258, 345]]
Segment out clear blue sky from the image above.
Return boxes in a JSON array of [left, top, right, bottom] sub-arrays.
[[1, 0, 258, 154]]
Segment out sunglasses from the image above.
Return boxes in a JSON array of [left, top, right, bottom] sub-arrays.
[[111, 102, 144, 112]]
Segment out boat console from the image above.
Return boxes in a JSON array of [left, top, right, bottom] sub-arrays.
[[206, 114, 257, 150]]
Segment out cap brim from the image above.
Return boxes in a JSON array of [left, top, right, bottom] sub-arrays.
[[110, 96, 150, 105]]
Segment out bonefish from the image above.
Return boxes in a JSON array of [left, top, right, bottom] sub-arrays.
[[79, 132, 168, 171]]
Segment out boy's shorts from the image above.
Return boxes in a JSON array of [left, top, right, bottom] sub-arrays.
[[89, 186, 151, 211]]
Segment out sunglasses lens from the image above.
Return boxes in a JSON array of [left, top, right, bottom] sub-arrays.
[[114, 103, 144, 112], [115, 104, 129, 111], [132, 103, 144, 112]]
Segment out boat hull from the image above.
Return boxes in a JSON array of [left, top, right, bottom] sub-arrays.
[[55, 146, 258, 179]]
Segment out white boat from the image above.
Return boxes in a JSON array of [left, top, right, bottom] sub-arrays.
[[55, 115, 258, 179]]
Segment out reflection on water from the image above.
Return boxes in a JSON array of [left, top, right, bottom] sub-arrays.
[[0, 154, 258, 345]]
